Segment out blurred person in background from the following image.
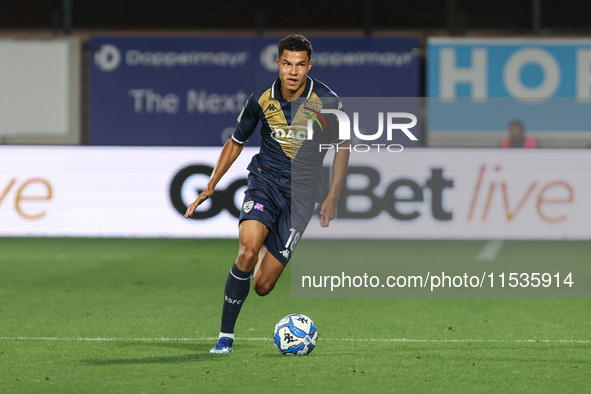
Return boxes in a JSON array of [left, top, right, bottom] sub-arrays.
[[501, 120, 539, 148]]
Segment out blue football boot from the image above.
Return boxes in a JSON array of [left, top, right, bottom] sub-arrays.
[[210, 337, 233, 354]]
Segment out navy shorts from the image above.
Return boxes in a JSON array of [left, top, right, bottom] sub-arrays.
[[238, 180, 315, 266]]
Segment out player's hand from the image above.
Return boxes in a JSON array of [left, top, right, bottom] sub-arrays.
[[319, 198, 337, 227], [184, 186, 214, 218]]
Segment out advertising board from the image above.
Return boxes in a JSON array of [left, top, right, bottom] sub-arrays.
[[1, 147, 588, 239], [90, 36, 419, 146], [427, 38, 591, 147]]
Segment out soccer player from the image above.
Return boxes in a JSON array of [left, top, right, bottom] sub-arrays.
[[184, 34, 350, 354]]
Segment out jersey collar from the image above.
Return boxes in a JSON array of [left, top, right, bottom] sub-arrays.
[[271, 76, 314, 101]]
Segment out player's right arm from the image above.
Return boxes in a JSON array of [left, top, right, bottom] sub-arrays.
[[184, 92, 260, 218], [184, 139, 243, 218]]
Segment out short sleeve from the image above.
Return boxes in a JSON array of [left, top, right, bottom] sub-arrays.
[[232, 93, 261, 145]]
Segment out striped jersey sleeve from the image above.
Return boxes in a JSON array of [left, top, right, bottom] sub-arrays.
[[231, 93, 262, 145]]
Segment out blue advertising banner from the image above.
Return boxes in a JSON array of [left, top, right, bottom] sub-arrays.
[[427, 38, 591, 133], [90, 36, 419, 146]]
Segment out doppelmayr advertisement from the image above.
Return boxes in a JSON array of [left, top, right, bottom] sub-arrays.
[[89, 36, 419, 146], [0, 146, 589, 239]]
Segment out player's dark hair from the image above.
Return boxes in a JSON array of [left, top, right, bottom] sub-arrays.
[[278, 34, 312, 59]]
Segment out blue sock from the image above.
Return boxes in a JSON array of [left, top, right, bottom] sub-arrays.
[[220, 264, 252, 335]]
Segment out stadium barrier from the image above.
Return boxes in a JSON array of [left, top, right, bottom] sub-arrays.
[[0, 38, 81, 144], [0, 146, 588, 239]]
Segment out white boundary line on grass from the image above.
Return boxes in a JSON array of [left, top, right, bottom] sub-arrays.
[[0, 337, 588, 343], [477, 240, 504, 261]]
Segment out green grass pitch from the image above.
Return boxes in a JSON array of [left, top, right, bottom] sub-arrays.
[[0, 238, 589, 393]]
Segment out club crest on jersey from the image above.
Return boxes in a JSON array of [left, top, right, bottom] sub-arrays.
[[304, 101, 321, 112], [243, 201, 254, 213]]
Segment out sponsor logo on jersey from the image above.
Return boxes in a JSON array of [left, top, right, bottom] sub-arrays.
[[266, 103, 278, 112], [258, 89, 324, 159], [269, 126, 309, 145], [280, 249, 290, 259], [254, 203, 264, 212]]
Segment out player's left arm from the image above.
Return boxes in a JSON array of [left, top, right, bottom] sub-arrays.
[[319, 141, 350, 227]]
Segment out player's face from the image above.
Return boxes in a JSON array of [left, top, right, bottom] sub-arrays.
[[277, 50, 312, 94]]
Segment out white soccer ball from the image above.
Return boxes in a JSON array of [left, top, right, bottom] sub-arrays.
[[273, 313, 318, 355]]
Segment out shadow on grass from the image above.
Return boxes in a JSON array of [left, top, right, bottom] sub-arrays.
[[82, 353, 206, 365], [117, 340, 211, 353], [80, 341, 228, 365]]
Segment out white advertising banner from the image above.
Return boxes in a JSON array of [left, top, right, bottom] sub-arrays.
[[0, 146, 589, 239], [0, 146, 251, 237], [307, 149, 591, 239]]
